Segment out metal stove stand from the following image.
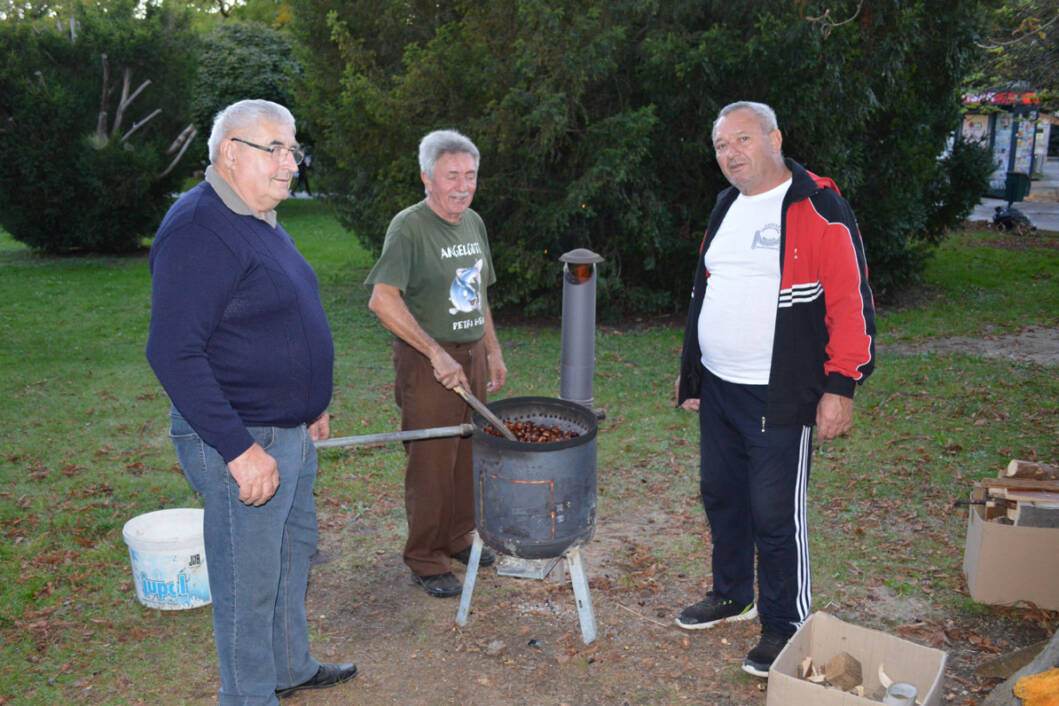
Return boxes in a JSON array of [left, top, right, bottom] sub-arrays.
[[455, 534, 597, 644]]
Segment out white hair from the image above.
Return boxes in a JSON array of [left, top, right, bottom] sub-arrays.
[[418, 129, 480, 179], [712, 101, 779, 139], [208, 99, 296, 164]]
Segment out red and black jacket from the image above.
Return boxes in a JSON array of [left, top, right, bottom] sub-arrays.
[[677, 158, 876, 428]]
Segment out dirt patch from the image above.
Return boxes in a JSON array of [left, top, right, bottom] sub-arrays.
[[879, 326, 1059, 367], [264, 321, 1059, 705], [274, 491, 1055, 706], [297, 508, 769, 706]]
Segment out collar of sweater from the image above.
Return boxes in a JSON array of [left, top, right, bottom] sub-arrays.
[[204, 165, 278, 228]]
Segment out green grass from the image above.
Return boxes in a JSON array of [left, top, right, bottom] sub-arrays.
[[1, 209, 1056, 702], [878, 230, 1058, 341]]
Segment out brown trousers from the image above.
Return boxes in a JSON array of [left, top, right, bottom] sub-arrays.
[[393, 337, 487, 576]]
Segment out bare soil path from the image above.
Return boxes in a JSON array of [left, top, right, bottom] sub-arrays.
[[286, 267, 1059, 705], [879, 325, 1059, 367], [283, 490, 1054, 705]]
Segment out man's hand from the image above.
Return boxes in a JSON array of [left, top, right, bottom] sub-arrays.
[[486, 351, 508, 393], [675, 375, 700, 411], [430, 348, 470, 390], [308, 411, 330, 442], [227, 443, 279, 506], [816, 392, 853, 440]]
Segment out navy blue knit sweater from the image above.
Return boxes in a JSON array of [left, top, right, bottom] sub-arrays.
[[146, 181, 333, 462]]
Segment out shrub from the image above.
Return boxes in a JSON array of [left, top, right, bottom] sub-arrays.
[[0, 2, 198, 254], [290, 0, 991, 313], [189, 22, 304, 153]]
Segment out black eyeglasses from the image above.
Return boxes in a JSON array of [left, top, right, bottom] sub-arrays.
[[231, 137, 305, 165]]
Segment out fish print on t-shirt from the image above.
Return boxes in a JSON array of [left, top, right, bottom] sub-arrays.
[[448, 259, 483, 314]]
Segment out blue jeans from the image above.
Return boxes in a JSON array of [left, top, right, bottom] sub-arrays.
[[170, 407, 319, 705]]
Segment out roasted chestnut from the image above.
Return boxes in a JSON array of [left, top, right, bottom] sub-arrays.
[[483, 419, 580, 443]]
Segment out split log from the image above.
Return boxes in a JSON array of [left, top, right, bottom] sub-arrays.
[[981, 478, 1059, 494], [824, 651, 862, 691], [985, 486, 1059, 504], [1006, 460, 1059, 481]]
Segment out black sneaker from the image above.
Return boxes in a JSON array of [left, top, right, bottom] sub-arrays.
[[452, 545, 496, 567], [411, 571, 463, 598], [742, 629, 790, 677], [675, 591, 757, 630]]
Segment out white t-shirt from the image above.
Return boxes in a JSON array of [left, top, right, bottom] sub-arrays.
[[698, 178, 791, 384]]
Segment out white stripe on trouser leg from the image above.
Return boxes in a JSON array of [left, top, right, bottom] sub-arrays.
[[793, 425, 812, 625]]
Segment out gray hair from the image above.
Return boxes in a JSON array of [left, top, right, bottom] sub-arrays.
[[712, 101, 779, 139], [208, 99, 296, 164], [418, 129, 480, 179]]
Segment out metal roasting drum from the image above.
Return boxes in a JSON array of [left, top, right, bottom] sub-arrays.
[[471, 396, 598, 559]]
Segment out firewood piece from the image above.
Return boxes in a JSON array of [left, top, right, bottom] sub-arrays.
[[798, 655, 814, 680], [879, 664, 894, 690], [982, 478, 1059, 493], [1006, 460, 1059, 481], [984, 498, 1016, 521], [985, 486, 1059, 504], [825, 651, 863, 691]]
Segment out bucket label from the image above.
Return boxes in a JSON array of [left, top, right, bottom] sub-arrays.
[[128, 549, 211, 609], [141, 573, 191, 601]]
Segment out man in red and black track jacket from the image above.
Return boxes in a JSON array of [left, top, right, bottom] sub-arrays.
[[674, 101, 876, 678]]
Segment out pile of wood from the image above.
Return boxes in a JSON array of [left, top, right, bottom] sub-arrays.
[[978, 460, 1059, 528], [796, 651, 921, 702]]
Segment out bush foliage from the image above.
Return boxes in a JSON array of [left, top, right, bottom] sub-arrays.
[[290, 0, 992, 313], [0, 2, 198, 253], [190, 21, 304, 154]]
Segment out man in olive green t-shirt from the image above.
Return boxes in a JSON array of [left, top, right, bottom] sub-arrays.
[[365, 129, 508, 598]]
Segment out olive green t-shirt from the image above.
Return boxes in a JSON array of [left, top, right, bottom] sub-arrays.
[[364, 200, 497, 343]]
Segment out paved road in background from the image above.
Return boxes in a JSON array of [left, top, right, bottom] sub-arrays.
[[971, 198, 1059, 232], [970, 159, 1059, 232]]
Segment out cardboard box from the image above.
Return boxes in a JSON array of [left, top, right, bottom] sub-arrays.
[[963, 484, 1059, 611], [766, 612, 947, 706]]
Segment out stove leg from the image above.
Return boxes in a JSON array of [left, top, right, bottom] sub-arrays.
[[565, 546, 597, 644], [455, 534, 483, 626]]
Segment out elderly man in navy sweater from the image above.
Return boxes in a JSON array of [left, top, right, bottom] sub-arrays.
[[146, 99, 356, 704]]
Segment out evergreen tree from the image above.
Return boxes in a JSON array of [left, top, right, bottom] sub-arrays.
[[290, 0, 994, 311], [0, 1, 199, 253]]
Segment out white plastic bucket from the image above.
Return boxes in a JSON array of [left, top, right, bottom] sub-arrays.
[[122, 508, 211, 610]]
